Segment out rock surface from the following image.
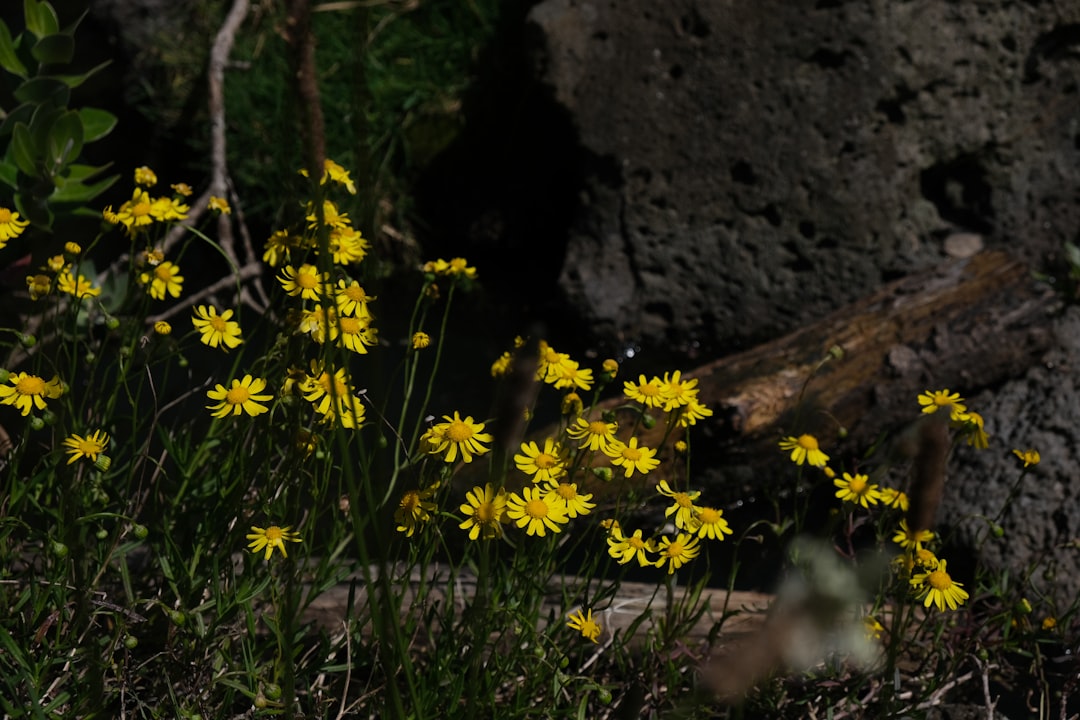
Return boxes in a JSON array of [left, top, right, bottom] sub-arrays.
[[527, 0, 1080, 360]]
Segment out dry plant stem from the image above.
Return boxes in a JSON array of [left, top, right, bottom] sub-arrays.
[[145, 261, 263, 323]]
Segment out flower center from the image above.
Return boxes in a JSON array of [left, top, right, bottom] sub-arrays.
[[554, 484, 575, 500], [16, 375, 45, 396], [0, 208, 11, 222], [639, 382, 660, 397], [927, 569, 952, 590], [797, 434, 819, 450], [400, 491, 419, 512], [475, 501, 495, 523], [344, 285, 367, 302], [674, 493, 693, 508], [209, 316, 228, 332], [587, 421, 609, 435], [621, 446, 642, 461], [848, 476, 868, 494], [132, 202, 152, 218], [665, 541, 684, 557], [698, 507, 720, 523], [446, 420, 473, 443], [339, 316, 361, 334], [628, 536, 646, 550], [535, 453, 556, 469], [226, 385, 251, 404], [298, 271, 317, 288], [525, 498, 548, 519], [264, 526, 284, 542]]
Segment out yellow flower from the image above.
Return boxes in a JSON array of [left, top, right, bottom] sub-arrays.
[[57, 269, 101, 299], [691, 506, 733, 540], [322, 158, 357, 194], [514, 438, 567, 484], [26, 274, 52, 300], [1012, 448, 1040, 467], [153, 321, 172, 335], [208, 195, 231, 214], [411, 332, 431, 350], [334, 315, 377, 355], [490, 351, 512, 377], [678, 398, 714, 427], [140, 261, 184, 300], [956, 411, 989, 449], [607, 527, 657, 567], [911, 559, 969, 611], [327, 226, 368, 265], [658, 370, 699, 411], [298, 362, 365, 428], [459, 484, 507, 540], [541, 481, 595, 518], [779, 434, 830, 467], [426, 411, 492, 464], [604, 436, 660, 478], [506, 485, 569, 537], [306, 199, 350, 229], [657, 479, 701, 530], [892, 518, 934, 550], [191, 306, 243, 350], [567, 608, 602, 643], [623, 374, 665, 408], [334, 279, 375, 318], [134, 166, 158, 186], [62, 430, 109, 465], [151, 195, 188, 221], [64, 241, 81, 255], [654, 533, 701, 574], [395, 485, 438, 537], [0, 372, 64, 416], [879, 487, 909, 511], [171, 182, 193, 196], [246, 525, 301, 561], [113, 188, 156, 233], [278, 263, 326, 301], [206, 374, 273, 418], [0, 206, 30, 242], [917, 389, 967, 422], [561, 392, 583, 417], [834, 472, 882, 508]]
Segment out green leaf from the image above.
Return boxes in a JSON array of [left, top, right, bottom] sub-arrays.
[[0, 20, 28, 78], [50, 172, 117, 203], [0, 161, 17, 189], [46, 109, 83, 169], [24, 0, 60, 39], [55, 59, 110, 89], [14, 190, 53, 229], [13, 75, 68, 105], [0, 102, 34, 137], [78, 107, 117, 142], [31, 32, 73, 65], [11, 122, 39, 176], [64, 161, 113, 182]]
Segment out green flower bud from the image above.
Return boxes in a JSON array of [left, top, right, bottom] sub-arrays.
[[640, 412, 656, 430], [30, 417, 45, 431], [0, 369, 8, 383], [597, 688, 613, 704], [50, 541, 69, 558], [991, 524, 1005, 538], [105, 317, 120, 331], [1015, 598, 1033, 616], [94, 454, 112, 472], [132, 524, 149, 540], [264, 683, 282, 701], [95, 528, 108, 541], [591, 467, 613, 483], [124, 635, 138, 649], [169, 610, 186, 626], [41, 411, 57, 426], [19, 333, 36, 348], [84, 351, 96, 363]]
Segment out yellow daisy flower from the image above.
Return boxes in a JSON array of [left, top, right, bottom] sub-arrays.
[[607, 527, 657, 567], [834, 472, 882, 508], [656, 479, 701, 530], [395, 485, 438, 537], [426, 411, 492, 464], [411, 331, 431, 350], [567, 608, 602, 643], [1012, 448, 1040, 467], [910, 559, 969, 611], [506, 485, 569, 537], [514, 438, 567, 484], [134, 166, 158, 186], [691, 506, 733, 540], [140, 261, 184, 300], [208, 195, 231, 214], [917, 389, 967, 422], [623, 373, 665, 408], [654, 533, 701, 574], [604, 436, 660, 478], [0, 206, 30, 242], [57, 269, 101, 299], [892, 518, 934, 550], [778, 434, 829, 467], [334, 279, 375, 318], [246, 525, 301, 561], [191, 305, 243, 350], [62, 430, 109, 465], [541, 481, 595, 518], [206, 374, 273, 418], [0, 372, 64, 416], [278, 263, 326, 301], [459, 483, 507, 541]]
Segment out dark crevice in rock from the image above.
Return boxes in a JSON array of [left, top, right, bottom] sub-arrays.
[[1023, 23, 1080, 83], [919, 156, 995, 234]]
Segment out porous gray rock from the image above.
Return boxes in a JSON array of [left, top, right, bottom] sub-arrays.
[[527, 0, 1080, 358]]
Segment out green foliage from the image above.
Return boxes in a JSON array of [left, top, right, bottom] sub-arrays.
[[0, 0, 118, 229]]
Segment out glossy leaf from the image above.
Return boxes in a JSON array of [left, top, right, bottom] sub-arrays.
[[23, 0, 60, 39], [0, 20, 28, 78], [13, 75, 68, 105], [51, 172, 118, 203], [11, 122, 39, 176], [78, 107, 117, 142], [0, 102, 34, 137], [55, 59, 110, 89], [47, 109, 83, 169], [0, 161, 17, 189], [31, 33, 74, 66]]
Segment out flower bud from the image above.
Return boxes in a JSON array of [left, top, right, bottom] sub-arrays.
[[50, 540, 69, 558], [123, 635, 138, 649], [591, 467, 613, 483], [641, 413, 657, 430], [19, 334, 35, 348], [30, 417, 45, 431], [105, 317, 121, 331], [264, 683, 282, 701], [94, 455, 112, 472], [132, 524, 149, 540], [95, 528, 108, 541]]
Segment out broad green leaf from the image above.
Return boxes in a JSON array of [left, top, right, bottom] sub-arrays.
[[31, 32, 73, 65], [64, 161, 113, 182], [50, 172, 117, 203], [24, 0, 60, 39], [28, 101, 63, 150], [78, 107, 117, 142], [14, 190, 53, 229], [0, 101, 34, 137], [11, 122, 39, 176], [0, 20, 28, 78], [55, 59, 110, 89], [46, 109, 83, 168], [0, 160, 17, 189], [13, 75, 68, 105]]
